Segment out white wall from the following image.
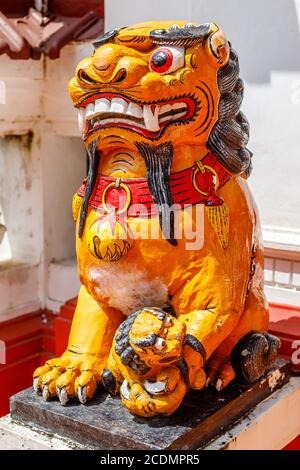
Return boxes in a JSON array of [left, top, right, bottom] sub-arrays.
[[0, 134, 43, 264], [106, 0, 300, 244], [0, 45, 89, 319]]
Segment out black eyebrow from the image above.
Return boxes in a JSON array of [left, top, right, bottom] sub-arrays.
[[93, 27, 127, 48], [150, 23, 212, 47]]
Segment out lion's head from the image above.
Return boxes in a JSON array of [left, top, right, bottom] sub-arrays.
[[70, 20, 251, 173], [69, 21, 251, 239]]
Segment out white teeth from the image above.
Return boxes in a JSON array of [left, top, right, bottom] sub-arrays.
[[159, 102, 187, 116], [98, 117, 145, 128], [143, 105, 159, 132], [127, 102, 143, 118], [172, 102, 187, 110], [81, 98, 188, 133], [110, 97, 127, 114], [85, 102, 95, 119], [77, 108, 85, 133], [94, 98, 110, 114], [159, 110, 187, 123], [159, 104, 172, 115]]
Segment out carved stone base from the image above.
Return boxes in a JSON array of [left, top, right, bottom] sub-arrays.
[[10, 359, 290, 450]]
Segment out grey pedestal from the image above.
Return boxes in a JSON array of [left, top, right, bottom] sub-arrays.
[[9, 359, 290, 450]]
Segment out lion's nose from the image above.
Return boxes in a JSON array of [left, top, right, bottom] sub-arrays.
[[77, 65, 127, 86], [76, 44, 148, 88]]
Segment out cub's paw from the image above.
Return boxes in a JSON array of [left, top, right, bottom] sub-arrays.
[[120, 367, 187, 417], [33, 353, 104, 405]]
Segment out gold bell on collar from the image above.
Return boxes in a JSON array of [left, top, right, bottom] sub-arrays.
[[87, 179, 133, 262]]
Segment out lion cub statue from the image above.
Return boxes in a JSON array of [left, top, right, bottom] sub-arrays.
[[34, 21, 280, 417]]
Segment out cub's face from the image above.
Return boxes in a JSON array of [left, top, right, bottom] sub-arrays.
[[128, 308, 186, 368], [69, 21, 229, 151]]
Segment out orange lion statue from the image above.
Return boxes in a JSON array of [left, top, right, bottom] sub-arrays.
[[33, 21, 280, 417]]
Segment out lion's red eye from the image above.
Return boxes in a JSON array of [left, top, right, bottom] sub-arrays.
[[149, 47, 185, 75], [150, 48, 173, 73]]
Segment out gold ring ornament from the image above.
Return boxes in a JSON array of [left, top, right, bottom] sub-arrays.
[[102, 181, 132, 215]]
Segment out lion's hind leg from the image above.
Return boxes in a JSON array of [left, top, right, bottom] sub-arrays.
[[206, 287, 279, 391]]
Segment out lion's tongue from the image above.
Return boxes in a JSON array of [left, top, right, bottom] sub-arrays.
[[143, 105, 160, 132]]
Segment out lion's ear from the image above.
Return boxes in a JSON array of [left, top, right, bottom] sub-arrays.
[[205, 24, 230, 68]]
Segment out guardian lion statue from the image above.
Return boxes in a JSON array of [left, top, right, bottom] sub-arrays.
[[33, 21, 280, 417]]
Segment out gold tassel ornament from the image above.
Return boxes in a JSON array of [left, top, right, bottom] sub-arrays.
[[206, 203, 229, 249], [72, 193, 83, 223]]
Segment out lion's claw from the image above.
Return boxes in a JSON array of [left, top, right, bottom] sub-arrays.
[[33, 353, 104, 405], [77, 385, 87, 404], [57, 386, 69, 406], [215, 378, 223, 391], [33, 377, 40, 393], [42, 385, 50, 401], [205, 360, 236, 391]]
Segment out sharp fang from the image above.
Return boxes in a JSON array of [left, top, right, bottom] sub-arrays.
[[127, 102, 143, 118], [110, 97, 127, 113], [143, 105, 159, 132], [94, 98, 110, 114]]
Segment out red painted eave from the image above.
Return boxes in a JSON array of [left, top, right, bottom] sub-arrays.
[[0, 2, 104, 59]]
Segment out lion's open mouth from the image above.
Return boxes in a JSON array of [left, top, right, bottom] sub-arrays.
[[77, 93, 195, 139]]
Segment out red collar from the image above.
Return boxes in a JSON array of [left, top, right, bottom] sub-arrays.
[[77, 152, 231, 217]]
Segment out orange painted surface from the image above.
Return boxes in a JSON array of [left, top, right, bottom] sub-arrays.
[[54, 298, 77, 356]]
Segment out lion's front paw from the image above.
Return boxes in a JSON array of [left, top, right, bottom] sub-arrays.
[[120, 367, 187, 417], [33, 353, 104, 405]]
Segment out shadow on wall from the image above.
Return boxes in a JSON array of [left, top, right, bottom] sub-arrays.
[[191, 0, 300, 83]]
